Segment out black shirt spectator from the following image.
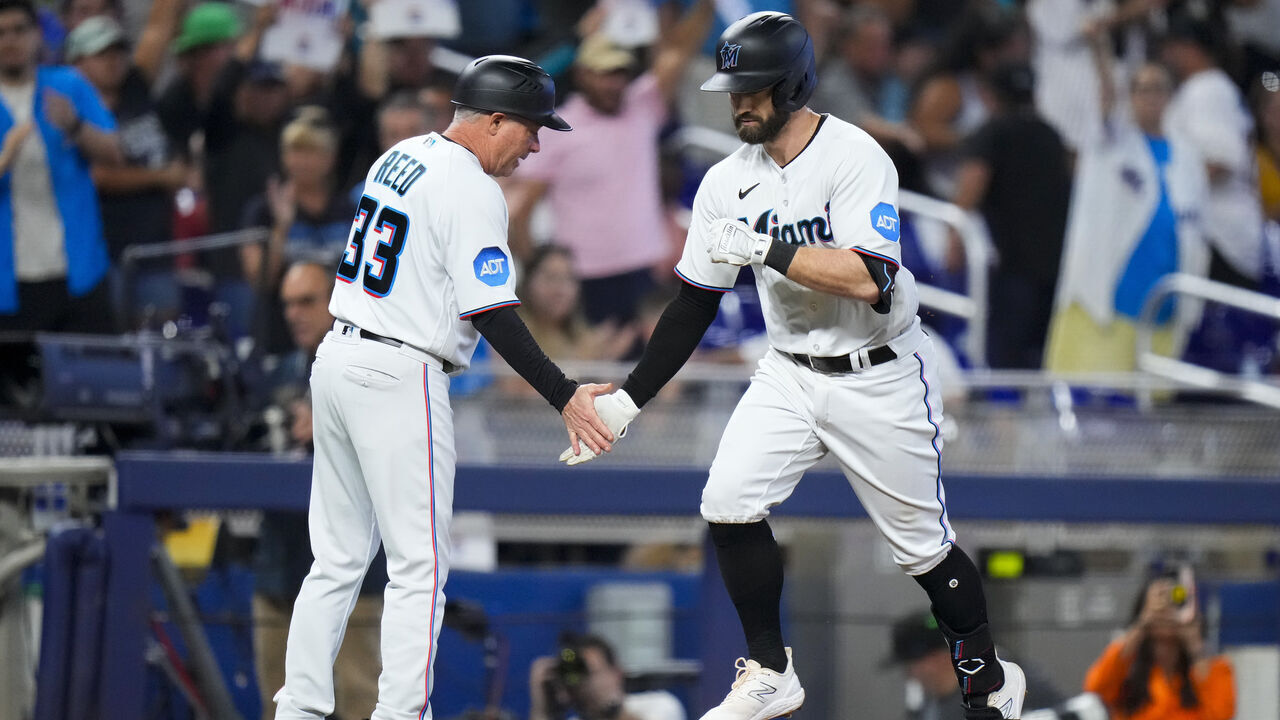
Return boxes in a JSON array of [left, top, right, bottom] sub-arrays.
[[98, 66, 181, 255], [952, 63, 1071, 369]]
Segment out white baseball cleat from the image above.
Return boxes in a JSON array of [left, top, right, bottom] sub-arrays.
[[699, 647, 805, 720], [981, 659, 1026, 719]]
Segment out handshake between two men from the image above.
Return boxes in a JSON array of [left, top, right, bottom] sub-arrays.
[[559, 218, 772, 466]]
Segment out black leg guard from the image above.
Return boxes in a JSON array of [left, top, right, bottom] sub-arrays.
[[707, 520, 788, 672], [934, 614, 1005, 698]]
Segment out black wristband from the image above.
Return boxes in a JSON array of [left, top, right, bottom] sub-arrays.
[[763, 239, 798, 275]]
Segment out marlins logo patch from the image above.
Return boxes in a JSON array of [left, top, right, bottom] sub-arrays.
[[473, 247, 510, 286], [870, 202, 900, 242], [720, 42, 742, 70]]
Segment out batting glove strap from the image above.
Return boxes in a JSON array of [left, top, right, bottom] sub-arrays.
[[708, 218, 772, 266]]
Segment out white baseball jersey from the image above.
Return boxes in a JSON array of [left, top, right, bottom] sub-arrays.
[[676, 114, 919, 355], [278, 132, 514, 719], [330, 133, 521, 370], [687, 114, 955, 574]]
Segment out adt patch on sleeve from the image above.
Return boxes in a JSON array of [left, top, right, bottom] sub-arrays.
[[473, 247, 511, 286], [870, 202, 900, 242]]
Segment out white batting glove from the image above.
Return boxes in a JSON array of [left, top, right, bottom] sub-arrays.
[[707, 218, 772, 266], [558, 390, 640, 466]]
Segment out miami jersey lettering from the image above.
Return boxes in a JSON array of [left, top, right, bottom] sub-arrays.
[[676, 114, 919, 355]]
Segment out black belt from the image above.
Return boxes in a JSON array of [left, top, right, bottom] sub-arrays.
[[349, 326, 457, 373], [784, 345, 897, 373]]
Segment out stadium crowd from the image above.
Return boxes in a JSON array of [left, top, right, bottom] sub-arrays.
[[0, 0, 1276, 419], [0, 0, 1273, 381], [1, 2, 1273, 719]]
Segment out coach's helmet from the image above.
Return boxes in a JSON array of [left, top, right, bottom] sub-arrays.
[[701, 12, 816, 113], [452, 55, 571, 131]]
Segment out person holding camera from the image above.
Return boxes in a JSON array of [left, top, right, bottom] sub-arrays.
[[529, 634, 685, 720], [1083, 569, 1235, 720]]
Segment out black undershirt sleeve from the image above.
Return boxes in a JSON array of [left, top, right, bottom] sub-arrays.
[[621, 282, 725, 408], [470, 306, 578, 412]]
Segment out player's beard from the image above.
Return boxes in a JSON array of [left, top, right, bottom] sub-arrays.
[[735, 108, 791, 145]]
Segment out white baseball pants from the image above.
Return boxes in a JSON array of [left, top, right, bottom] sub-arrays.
[[275, 327, 454, 720], [700, 332, 956, 575]]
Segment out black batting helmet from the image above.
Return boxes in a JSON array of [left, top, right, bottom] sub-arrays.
[[701, 12, 816, 113], [452, 55, 571, 131]]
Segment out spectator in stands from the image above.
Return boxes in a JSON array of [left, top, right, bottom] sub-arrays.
[[40, 0, 119, 61], [1160, 14, 1272, 377], [1161, 14, 1265, 291], [418, 75, 456, 134], [377, 91, 431, 159], [271, 260, 334, 428], [529, 632, 686, 720], [951, 62, 1071, 369], [1084, 570, 1235, 720], [254, 259, 382, 720], [156, 2, 262, 161], [1045, 33, 1210, 374], [345, 90, 432, 206], [69, 7, 187, 329], [155, 2, 278, 338], [356, 2, 454, 101], [1025, 0, 1107, 155], [885, 609, 1064, 720], [500, 245, 637, 396], [241, 106, 355, 353], [1253, 77, 1280, 223], [907, 5, 1022, 197], [810, 5, 920, 154], [0, 0, 122, 333], [508, 0, 714, 326]]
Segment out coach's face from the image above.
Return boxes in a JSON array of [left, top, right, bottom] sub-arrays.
[[490, 113, 541, 177], [730, 87, 790, 145]]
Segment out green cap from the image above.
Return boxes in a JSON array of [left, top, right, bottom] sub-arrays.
[[65, 15, 128, 62], [174, 3, 242, 54]]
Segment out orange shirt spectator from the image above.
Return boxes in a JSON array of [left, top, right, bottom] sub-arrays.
[[1084, 639, 1234, 720], [1084, 572, 1235, 720]]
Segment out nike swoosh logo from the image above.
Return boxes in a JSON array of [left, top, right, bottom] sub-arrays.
[[738, 183, 760, 200]]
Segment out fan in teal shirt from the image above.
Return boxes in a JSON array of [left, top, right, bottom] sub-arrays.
[[0, 65, 116, 315]]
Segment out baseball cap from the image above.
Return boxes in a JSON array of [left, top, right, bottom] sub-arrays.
[[575, 33, 633, 73], [64, 15, 127, 62], [883, 610, 947, 667], [174, 2, 242, 55]]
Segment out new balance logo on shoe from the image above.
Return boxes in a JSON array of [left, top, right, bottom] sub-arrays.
[[748, 682, 777, 703]]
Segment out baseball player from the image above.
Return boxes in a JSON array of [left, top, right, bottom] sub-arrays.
[[274, 56, 615, 720], [560, 13, 1027, 720]]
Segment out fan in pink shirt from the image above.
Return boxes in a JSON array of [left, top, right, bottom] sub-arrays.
[[510, 0, 713, 325]]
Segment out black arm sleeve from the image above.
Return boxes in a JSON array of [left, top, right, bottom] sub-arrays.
[[857, 252, 898, 314], [470, 306, 578, 412], [621, 282, 724, 408]]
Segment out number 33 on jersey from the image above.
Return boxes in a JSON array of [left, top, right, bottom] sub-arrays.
[[329, 133, 522, 372]]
